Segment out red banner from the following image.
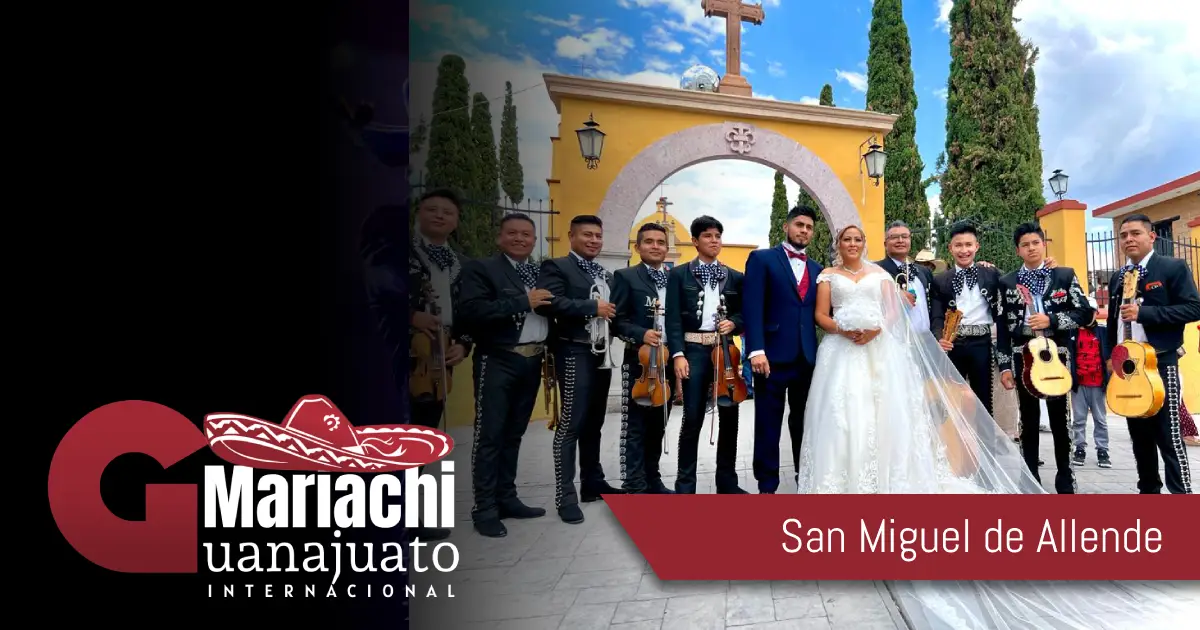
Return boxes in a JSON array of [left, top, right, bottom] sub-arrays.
[[605, 494, 1200, 580]]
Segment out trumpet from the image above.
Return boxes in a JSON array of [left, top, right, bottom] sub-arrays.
[[588, 277, 619, 370]]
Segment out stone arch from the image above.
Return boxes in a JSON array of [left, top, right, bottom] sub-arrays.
[[595, 122, 861, 254]]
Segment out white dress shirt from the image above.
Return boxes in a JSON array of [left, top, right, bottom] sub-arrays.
[[508, 255, 548, 344], [645, 263, 668, 331], [892, 257, 929, 332], [1021, 261, 1047, 325], [672, 260, 722, 358], [1116, 250, 1152, 344], [953, 265, 992, 326]]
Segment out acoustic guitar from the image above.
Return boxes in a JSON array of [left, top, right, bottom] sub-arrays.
[[1015, 284, 1073, 398], [1105, 268, 1166, 418]]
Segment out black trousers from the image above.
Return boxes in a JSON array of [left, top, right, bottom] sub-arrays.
[[676, 342, 740, 494], [752, 359, 813, 493], [619, 353, 670, 492], [552, 343, 612, 508], [1127, 360, 1192, 494], [949, 335, 994, 416], [1013, 350, 1076, 493], [470, 348, 542, 521]]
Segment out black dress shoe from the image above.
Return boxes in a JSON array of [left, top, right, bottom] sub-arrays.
[[717, 486, 750, 494], [474, 518, 507, 538], [558, 504, 585, 524], [409, 527, 451, 541], [649, 486, 675, 494], [498, 502, 546, 520], [581, 482, 626, 502]]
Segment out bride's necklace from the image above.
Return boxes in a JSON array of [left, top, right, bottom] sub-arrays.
[[840, 264, 863, 276]]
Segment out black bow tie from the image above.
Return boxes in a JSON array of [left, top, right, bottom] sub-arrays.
[[516, 262, 538, 287], [423, 243, 455, 270], [953, 266, 978, 295], [696, 262, 725, 289], [1017, 267, 1051, 296], [575, 256, 607, 281], [647, 267, 668, 290]]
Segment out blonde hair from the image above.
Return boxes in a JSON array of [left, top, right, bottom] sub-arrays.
[[833, 224, 868, 267]]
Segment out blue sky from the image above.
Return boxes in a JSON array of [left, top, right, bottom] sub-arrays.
[[409, 0, 1200, 249]]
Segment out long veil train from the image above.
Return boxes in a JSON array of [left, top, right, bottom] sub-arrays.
[[861, 266, 1196, 629]]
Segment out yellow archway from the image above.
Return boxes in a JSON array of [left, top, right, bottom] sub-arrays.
[[542, 74, 897, 269]]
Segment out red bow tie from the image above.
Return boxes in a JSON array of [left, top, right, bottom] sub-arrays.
[[786, 250, 807, 261]]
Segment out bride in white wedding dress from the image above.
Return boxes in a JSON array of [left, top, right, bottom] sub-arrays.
[[795, 226, 1195, 629]]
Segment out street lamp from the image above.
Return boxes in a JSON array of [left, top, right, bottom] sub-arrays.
[[1048, 169, 1069, 200], [860, 136, 887, 186], [576, 113, 605, 170]]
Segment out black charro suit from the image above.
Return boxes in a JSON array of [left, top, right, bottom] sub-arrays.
[[929, 264, 1010, 416], [535, 253, 616, 511], [1105, 252, 1200, 494], [998, 265, 1094, 492], [612, 264, 673, 494], [665, 258, 746, 494], [404, 237, 473, 430], [878, 256, 935, 318], [457, 253, 547, 523]]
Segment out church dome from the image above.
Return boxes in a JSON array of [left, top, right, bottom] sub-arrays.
[[680, 64, 719, 92]]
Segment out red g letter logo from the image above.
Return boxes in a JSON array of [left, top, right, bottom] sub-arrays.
[[48, 401, 208, 572]]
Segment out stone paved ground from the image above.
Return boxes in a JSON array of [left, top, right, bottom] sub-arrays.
[[412, 403, 1198, 629]]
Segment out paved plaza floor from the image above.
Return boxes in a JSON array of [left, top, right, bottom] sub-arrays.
[[412, 402, 1199, 629]]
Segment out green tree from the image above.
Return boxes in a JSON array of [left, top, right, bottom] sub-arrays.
[[768, 171, 789, 247], [819, 83, 834, 106], [940, 0, 1046, 272], [410, 114, 428, 156], [801, 186, 833, 267], [425, 54, 474, 195], [866, 0, 930, 254], [499, 81, 525, 207], [461, 91, 499, 257]]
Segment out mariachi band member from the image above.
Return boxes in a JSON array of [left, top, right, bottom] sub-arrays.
[[612, 223, 675, 495], [666, 216, 749, 495], [743, 203, 821, 494], [929, 222, 1009, 417], [457, 213, 551, 537], [876, 220, 934, 330], [535, 215, 625, 524], [408, 188, 473, 432], [1105, 214, 1200, 494], [997, 222, 1093, 494]]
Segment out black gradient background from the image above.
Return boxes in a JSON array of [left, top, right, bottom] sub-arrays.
[[33, 1, 410, 626]]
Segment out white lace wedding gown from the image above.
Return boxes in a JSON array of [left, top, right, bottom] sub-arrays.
[[796, 268, 988, 494]]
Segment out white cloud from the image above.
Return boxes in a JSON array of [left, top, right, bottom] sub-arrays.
[[646, 24, 685, 54], [529, 13, 584, 31], [932, 87, 947, 101], [767, 60, 786, 77], [741, 61, 753, 74], [554, 27, 634, 64], [411, 0, 489, 41], [798, 96, 820, 105], [643, 57, 674, 72], [615, 0, 775, 45], [1013, 0, 1200, 207], [836, 69, 868, 92], [935, 0, 953, 32]]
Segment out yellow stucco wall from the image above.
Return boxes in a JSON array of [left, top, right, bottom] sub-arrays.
[[1185, 220, 1200, 411], [546, 97, 887, 261]]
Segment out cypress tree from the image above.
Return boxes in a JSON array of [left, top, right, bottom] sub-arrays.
[[940, 0, 1045, 271], [768, 171, 789, 247], [425, 54, 473, 194], [460, 92, 499, 257], [819, 83, 834, 106], [866, 0, 930, 253], [499, 81, 525, 207]]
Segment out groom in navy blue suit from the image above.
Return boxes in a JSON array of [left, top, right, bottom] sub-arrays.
[[743, 203, 822, 493]]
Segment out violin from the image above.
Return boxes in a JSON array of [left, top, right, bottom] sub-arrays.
[[711, 295, 748, 408], [632, 298, 671, 407], [409, 280, 452, 403]]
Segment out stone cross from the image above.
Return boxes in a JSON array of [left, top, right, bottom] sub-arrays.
[[702, 0, 764, 97]]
